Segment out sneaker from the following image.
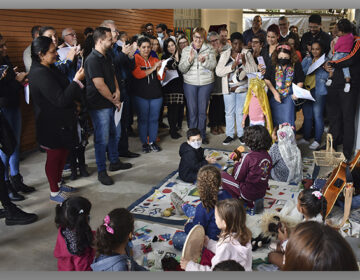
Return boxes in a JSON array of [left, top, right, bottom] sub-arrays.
[[170, 192, 185, 215], [149, 142, 161, 152], [59, 184, 78, 193], [344, 83, 351, 93], [297, 138, 310, 145], [309, 141, 320, 150], [239, 136, 245, 145], [98, 171, 114, 185], [10, 174, 36, 193], [325, 79, 332, 87], [142, 143, 151, 153], [109, 160, 132, 171], [4, 205, 38, 226], [223, 136, 234, 145], [50, 191, 70, 203], [6, 181, 25, 201]]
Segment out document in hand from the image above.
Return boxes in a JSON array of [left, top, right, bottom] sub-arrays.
[[114, 102, 124, 127], [158, 58, 172, 77], [306, 54, 326, 75], [161, 69, 179, 87], [292, 83, 315, 101]]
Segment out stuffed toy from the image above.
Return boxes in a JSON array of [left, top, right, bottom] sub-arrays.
[[260, 212, 299, 239], [229, 145, 245, 162]]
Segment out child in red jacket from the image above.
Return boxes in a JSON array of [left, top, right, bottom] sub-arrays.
[[54, 196, 95, 271]]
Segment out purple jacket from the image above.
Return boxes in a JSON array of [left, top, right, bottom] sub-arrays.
[[232, 150, 272, 201]]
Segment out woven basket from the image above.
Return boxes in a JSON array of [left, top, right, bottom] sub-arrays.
[[313, 134, 345, 167]]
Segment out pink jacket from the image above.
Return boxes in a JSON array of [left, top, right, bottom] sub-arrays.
[[335, 33, 354, 53], [185, 235, 252, 271], [54, 228, 95, 271]]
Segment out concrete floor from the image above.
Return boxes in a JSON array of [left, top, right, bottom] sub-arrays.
[[0, 113, 333, 270]]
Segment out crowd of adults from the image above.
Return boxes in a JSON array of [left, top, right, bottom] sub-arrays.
[[0, 14, 360, 226]]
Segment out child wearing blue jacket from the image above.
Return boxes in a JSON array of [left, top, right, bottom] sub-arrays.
[[91, 208, 147, 271], [171, 165, 232, 250], [298, 40, 329, 150]]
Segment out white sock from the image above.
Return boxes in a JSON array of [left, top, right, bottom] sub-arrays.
[[51, 191, 60, 197], [344, 83, 351, 93]]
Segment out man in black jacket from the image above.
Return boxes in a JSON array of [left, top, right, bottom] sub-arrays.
[[178, 128, 216, 183], [300, 14, 332, 58], [324, 35, 360, 161]]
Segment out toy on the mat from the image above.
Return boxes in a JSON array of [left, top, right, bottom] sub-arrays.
[[152, 236, 158, 242], [161, 256, 183, 271], [162, 208, 175, 217], [182, 225, 205, 262], [251, 234, 272, 251], [141, 243, 153, 253], [158, 234, 171, 241], [229, 145, 245, 162], [260, 212, 298, 238]]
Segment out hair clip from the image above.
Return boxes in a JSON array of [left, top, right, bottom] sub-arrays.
[[312, 191, 322, 199], [277, 44, 291, 51], [79, 209, 84, 214], [103, 215, 114, 234]]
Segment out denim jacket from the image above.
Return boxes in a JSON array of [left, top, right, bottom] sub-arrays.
[[301, 56, 329, 96]]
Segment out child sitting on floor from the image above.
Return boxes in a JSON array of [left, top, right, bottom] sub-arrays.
[[171, 165, 232, 251], [221, 125, 272, 207], [180, 198, 252, 271], [268, 123, 302, 184], [179, 128, 216, 183], [268, 189, 327, 269], [54, 196, 95, 271], [91, 208, 147, 271]]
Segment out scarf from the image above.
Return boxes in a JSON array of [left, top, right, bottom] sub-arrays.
[[277, 125, 302, 184], [275, 65, 294, 98]]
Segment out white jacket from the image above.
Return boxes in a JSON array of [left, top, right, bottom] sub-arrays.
[[178, 43, 217, 86], [215, 48, 258, 94], [185, 235, 252, 271]]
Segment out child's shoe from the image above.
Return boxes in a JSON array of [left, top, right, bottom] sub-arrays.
[[325, 78, 332, 86], [344, 83, 351, 93], [309, 141, 320, 150], [50, 191, 70, 203], [59, 183, 78, 193], [170, 192, 185, 215]]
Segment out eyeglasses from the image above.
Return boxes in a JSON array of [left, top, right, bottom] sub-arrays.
[[210, 39, 219, 43], [65, 33, 76, 37]]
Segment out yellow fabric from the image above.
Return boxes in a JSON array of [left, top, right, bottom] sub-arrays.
[[304, 73, 316, 91], [243, 78, 273, 136]]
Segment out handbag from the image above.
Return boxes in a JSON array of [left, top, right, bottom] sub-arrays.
[[0, 110, 17, 156]]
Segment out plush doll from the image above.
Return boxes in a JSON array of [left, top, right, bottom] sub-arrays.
[[229, 145, 245, 162], [260, 212, 299, 239], [242, 77, 273, 136]]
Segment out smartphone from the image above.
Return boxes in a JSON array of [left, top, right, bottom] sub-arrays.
[[0, 65, 9, 76]]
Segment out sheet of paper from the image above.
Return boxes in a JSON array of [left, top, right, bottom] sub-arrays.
[[157, 58, 171, 78], [306, 54, 326, 75], [56, 47, 72, 61], [114, 102, 124, 127], [257, 56, 266, 68], [161, 69, 179, 87], [292, 83, 315, 101], [24, 84, 30, 104]]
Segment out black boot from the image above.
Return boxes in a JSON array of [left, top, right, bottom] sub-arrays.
[[10, 174, 36, 193], [79, 165, 90, 177], [4, 203, 38, 226], [6, 180, 25, 201], [70, 166, 78, 181]]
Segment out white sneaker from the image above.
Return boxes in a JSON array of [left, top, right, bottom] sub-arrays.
[[309, 141, 320, 150], [325, 79, 333, 86], [344, 83, 351, 93], [297, 138, 310, 145]]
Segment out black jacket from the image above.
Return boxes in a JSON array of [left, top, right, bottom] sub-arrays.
[[28, 60, 82, 149], [178, 142, 208, 183], [0, 56, 23, 108], [162, 54, 184, 95], [300, 30, 332, 58]]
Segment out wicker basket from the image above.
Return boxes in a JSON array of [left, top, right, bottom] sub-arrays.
[[313, 134, 345, 167]]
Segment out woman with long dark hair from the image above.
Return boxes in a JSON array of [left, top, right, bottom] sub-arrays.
[[28, 36, 85, 203], [162, 37, 184, 139]]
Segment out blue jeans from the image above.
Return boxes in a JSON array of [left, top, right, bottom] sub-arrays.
[[0, 107, 21, 180], [89, 108, 121, 172], [134, 96, 163, 144], [223, 92, 247, 138], [183, 83, 214, 138], [302, 90, 326, 143], [270, 94, 295, 128], [332, 52, 350, 79]]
